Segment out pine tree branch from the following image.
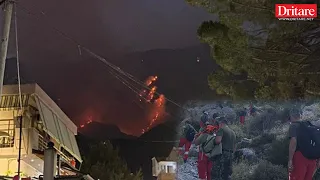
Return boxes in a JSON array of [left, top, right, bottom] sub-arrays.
[[299, 72, 320, 75], [230, 0, 273, 13], [306, 89, 320, 96], [251, 47, 310, 57]]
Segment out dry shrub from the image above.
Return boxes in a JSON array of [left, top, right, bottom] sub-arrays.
[[251, 160, 287, 180], [229, 124, 247, 141], [231, 160, 255, 180], [265, 137, 289, 167]]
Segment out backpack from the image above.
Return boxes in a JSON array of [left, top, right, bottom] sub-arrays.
[[201, 134, 222, 158], [297, 121, 320, 160], [185, 127, 196, 142]]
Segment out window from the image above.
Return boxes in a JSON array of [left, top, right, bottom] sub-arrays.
[[0, 119, 15, 148], [161, 165, 165, 170], [167, 165, 174, 173]]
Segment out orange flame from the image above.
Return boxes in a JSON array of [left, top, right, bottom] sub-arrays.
[[139, 76, 158, 101], [141, 94, 166, 134], [138, 75, 167, 134], [145, 76, 157, 86], [79, 116, 93, 129], [147, 86, 157, 102]]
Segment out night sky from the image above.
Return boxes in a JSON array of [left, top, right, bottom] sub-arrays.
[[1, 0, 217, 136]]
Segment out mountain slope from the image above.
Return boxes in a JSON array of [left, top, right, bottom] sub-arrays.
[[78, 121, 136, 139], [116, 44, 219, 102]]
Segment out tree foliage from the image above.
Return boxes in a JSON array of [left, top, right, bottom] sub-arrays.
[[81, 141, 143, 180], [188, 0, 320, 100]]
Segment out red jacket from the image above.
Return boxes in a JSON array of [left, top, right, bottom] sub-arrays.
[[195, 125, 219, 138]]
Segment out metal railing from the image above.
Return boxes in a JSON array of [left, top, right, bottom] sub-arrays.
[[37, 134, 71, 164], [38, 133, 47, 151]]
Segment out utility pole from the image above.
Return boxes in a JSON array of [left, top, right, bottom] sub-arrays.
[[0, 0, 13, 98]]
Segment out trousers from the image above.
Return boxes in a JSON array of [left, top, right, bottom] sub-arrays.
[[239, 116, 245, 125], [198, 151, 213, 180], [211, 151, 233, 180], [289, 151, 317, 180], [178, 138, 192, 161]]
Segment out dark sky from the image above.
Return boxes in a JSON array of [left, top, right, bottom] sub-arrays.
[[1, 0, 217, 136]]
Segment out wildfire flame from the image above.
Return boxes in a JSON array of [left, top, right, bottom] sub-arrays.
[[147, 86, 157, 102], [79, 115, 93, 129], [138, 76, 167, 134], [144, 76, 158, 86], [78, 75, 166, 134], [141, 94, 166, 134], [139, 76, 158, 102]]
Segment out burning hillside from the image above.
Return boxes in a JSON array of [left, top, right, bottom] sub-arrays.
[[140, 76, 167, 134], [78, 75, 168, 136]]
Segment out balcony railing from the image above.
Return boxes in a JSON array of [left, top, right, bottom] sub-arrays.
[[0, 137, 14, 148], [38, 134, 47, 152], [38, 134, 76, 169]]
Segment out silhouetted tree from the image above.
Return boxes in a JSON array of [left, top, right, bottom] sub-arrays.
[[187, 0, 320, 100], [81, 141, 143, 180]]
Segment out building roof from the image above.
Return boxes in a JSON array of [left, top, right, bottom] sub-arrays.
[[166, 147, 179, 162], [1, 84, 82, 162], [2, 84, 77, 134], [39, 174, 94, 180]]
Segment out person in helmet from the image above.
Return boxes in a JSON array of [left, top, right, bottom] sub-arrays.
[[200, 111, 209, 128], [195, 120, 219, 180], [212, 113, 219, 123]]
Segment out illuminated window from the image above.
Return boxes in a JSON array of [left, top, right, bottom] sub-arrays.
[[0, 119, 15, 148]]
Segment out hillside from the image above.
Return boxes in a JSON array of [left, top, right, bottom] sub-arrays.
[[112, 120, 178, 179], [78, 121, 136, 139], [77, 119, 178, 180], [116, 44, 219, 102], [176, 100, 320, 180]]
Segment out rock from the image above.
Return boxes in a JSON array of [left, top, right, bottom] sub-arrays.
[[236, 138, 252, 149], [176, 157, 198, 180], [311, 120, 320, 127], [234, 148, 257, 163], [188, 144, 199, 157]]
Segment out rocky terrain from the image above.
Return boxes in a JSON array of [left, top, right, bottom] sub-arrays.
[[176, 100, 320, 180]]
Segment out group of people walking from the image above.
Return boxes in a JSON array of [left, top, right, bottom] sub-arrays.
[[178, 110, 236, 180], [178, 106, 320, 180]]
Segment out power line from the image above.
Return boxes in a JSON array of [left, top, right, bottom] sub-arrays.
[[14, 1, 24, 177], [16, 3, 188, 112], [15, 3, 193, 114], [15, 4, 196, 139]]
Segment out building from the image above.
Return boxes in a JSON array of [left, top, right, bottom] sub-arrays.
[[151, 147, 178, 180], [0, 84, 82, 179], [38, 175, 94, 180]]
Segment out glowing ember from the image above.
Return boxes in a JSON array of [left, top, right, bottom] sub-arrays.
[[79, 116, 93, 129], [145, 76, 157, 86], [141, 94, 166, 134], [138, 75, 167, 134], [147, 86, 157, 102]]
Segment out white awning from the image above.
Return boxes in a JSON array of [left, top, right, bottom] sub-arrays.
[[56, 116, 82, 161], [36, 97, 61, 142], [67, 128, 81, 161], [35, 95, 82, 162]]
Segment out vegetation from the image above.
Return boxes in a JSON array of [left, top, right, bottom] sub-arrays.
[[81, 141, 143, 180], [180, 101, 320, 179], [186, 0, 320, 100]]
